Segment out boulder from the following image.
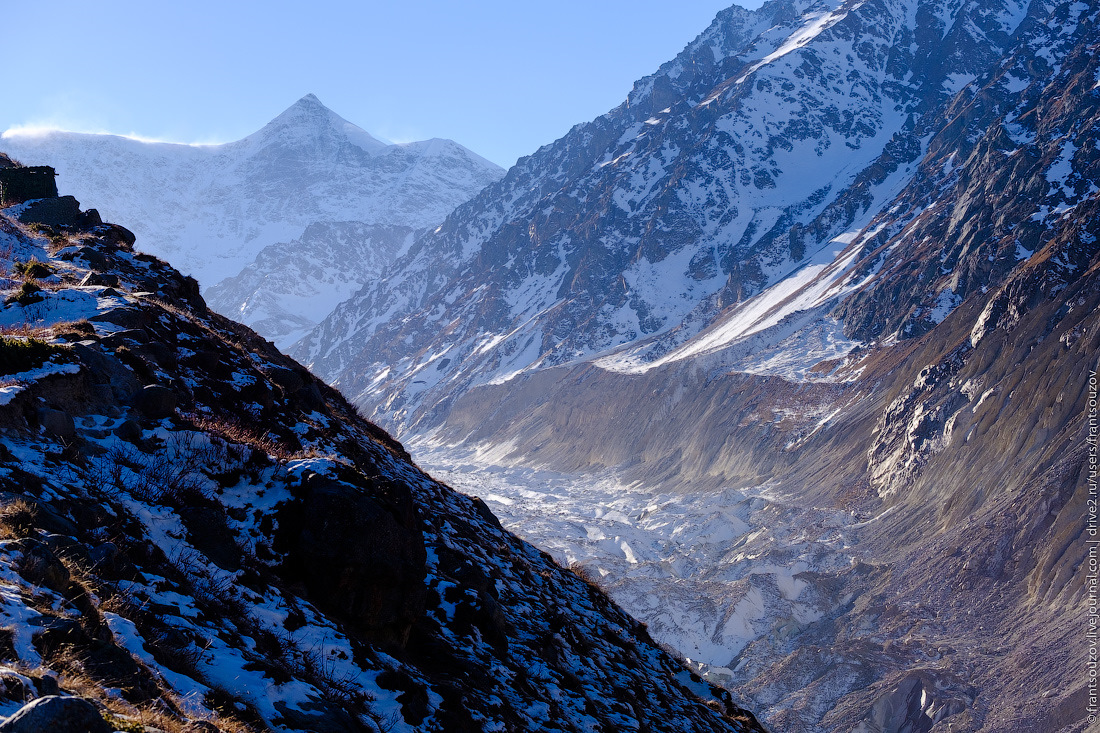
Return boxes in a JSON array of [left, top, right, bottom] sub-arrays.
[[0, 671, 31, 706], [29, 678, 58, 698], [87, 542, 119, 567], [78, 273, 119, 288], [0, 695, 112, 733], [112, 419, 142, 442], [133, 385, 177, 419], [16, 196, 82, 228], [35, 409, 75, 440], [77, 209, 102, 228], [96, 224, 136, 250], [70, 343, 141, 403], [11, 539, 70, 594]]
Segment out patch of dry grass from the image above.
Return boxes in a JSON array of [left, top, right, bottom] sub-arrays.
[[186, 414, 309, 464], [13, 642, 257, 733], [0, 498, 38, 539]]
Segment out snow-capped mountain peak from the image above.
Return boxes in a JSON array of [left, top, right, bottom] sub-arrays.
[[295, 0, 1056, 427], [237, 92, 390, 156], [0, 95, 504, 346]]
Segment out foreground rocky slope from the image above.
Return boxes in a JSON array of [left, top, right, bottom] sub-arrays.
[[2, 95, 503, 347], [0, 166, 761, 731], [290, 1, 1098, 730]]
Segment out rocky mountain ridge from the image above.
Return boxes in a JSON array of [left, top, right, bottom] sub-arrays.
[[293, 0, 1063, 427], [0, 164, 762, 732], [1, 95, 503, 347]]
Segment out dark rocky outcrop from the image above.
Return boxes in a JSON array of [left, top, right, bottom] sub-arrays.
[[16, 196, 81, 227], [0, 696, 112, 733], [275, 470, 427, 647]]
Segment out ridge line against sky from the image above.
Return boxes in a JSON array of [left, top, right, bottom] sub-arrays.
[[3, 1, 765, 168]]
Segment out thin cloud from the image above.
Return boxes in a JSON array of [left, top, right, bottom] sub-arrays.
[[2, 123, 226, 147]]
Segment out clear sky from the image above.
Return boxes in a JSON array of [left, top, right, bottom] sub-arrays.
[[2, 1, 765, 168]]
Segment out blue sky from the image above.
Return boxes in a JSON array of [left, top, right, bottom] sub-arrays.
[[3, 1, 765, 167]]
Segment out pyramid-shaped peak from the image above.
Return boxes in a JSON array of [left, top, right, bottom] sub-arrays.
[[293, 93, 325, 108], [271, 93, 341, 124], [256, 94, 389, 154]]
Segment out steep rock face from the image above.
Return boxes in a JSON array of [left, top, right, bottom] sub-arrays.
[[1, 95, 503, 344], [0, 190, 762, 730], [833, 0, 1100, 343]]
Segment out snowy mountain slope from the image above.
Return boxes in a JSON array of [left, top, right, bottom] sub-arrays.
[[0, 169, 763, 731], [293, 0, 1041, 430], [425, 232, 1097, 731], [289, 1, 1098, 731], [204, 221, 421, 349], [0, 95, 503, 343], [590, 0, 1100, 381]]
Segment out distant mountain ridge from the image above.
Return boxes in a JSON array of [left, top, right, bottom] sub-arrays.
[[1, 95, 503, 346]]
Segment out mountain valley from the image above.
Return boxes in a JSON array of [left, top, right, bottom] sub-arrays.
[[0, 0, 1096, 730], [0, 155, 762, 731], [289, 0, 1098, 730]]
